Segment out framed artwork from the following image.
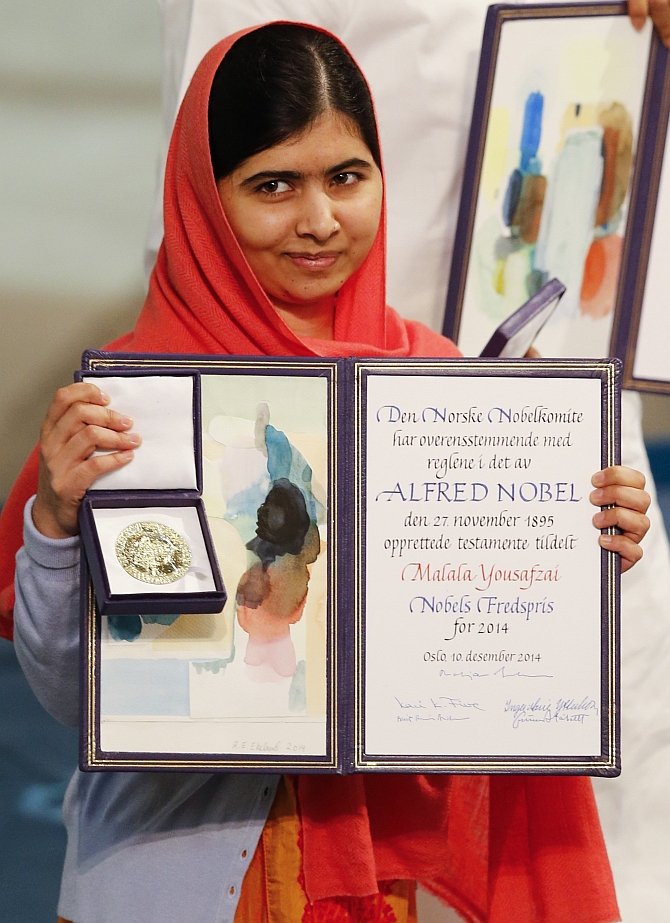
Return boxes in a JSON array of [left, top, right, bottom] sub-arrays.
[[442, 3, 664, 365], [80, 353, 620, 775]]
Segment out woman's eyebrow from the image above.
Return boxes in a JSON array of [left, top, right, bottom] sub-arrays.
[[327, 157, 373, 174], [240, 170, 302, 187], [240, 158, 373, 188]]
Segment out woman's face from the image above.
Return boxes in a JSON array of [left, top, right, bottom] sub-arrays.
[[216, 111, 383, 316]]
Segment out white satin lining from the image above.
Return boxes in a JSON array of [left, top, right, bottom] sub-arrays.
[[93, 506, 216, 595], [83, 376, 197, 491]]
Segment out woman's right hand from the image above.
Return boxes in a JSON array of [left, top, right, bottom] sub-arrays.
[[32, 383, 141, 539]]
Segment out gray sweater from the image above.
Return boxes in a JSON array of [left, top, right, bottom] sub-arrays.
[[14, 497, 278, 923]]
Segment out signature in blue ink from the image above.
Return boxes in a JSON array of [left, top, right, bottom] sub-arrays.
[[394, 695, 484, 715], [504, 696, 598, 729], [395, 697, 427, 710], [430, 696, 484, 712]]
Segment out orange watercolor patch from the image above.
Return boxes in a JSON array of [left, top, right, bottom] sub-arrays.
[[580, 234, 623, 319]]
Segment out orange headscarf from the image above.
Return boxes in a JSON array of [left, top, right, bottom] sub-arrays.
[[0, 25, 618, 923]]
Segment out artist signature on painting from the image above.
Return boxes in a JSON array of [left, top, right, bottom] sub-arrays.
[[231, 740, 307, 753], [504, 697, 598, 729]]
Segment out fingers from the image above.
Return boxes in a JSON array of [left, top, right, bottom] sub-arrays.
[[590, 466, 651, 571], [592, 505, 650, 543], [41, 386, 133, 454], [34, 381, 142, 538], [45, 433, 139, 505], [598, 532, 643, 573], [592, 464, 645, 490], [650, 0, 670, 45], [33, 447, 136, 539], [628, 0, 649, 30], [590, 483, 651, 515], [591, 466, 650, 515], [589, 465, 651, 513], [628, 0, 670, 46], [52, 422, 140, 475], [35, 447, 137, 538], [53, 447, 136, 503], [43, 383, 110, 432]]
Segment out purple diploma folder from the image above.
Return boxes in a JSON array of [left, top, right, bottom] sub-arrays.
[[79, 351, 620, 777], [479, 278, 565, 358]]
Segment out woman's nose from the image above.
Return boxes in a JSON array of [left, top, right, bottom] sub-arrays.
[[295, 189, 340, 241]]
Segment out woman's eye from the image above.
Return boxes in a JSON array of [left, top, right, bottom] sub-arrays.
[[332, 172, 359, 187], [258, 180, 291, 195]]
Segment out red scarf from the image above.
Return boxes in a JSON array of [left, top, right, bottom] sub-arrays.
[[0, 25, 618, 922]]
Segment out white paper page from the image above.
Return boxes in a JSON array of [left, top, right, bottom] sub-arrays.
[[363, 374, 604, 759], [100, 717, 327, 757]]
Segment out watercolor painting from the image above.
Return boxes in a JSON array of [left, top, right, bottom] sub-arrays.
[[456, 13, 652, 359], [97, 372, 330, 756]]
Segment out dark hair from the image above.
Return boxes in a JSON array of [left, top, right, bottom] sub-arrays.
[[208, 23, 381, 180]]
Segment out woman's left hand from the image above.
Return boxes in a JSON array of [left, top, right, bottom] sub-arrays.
[[590, 466, 651, 573]]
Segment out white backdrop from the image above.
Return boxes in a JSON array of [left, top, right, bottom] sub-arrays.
[[147, 2, 670, 919]]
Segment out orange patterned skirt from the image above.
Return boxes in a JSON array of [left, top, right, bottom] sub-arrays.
[[57, 776, 416, 923]]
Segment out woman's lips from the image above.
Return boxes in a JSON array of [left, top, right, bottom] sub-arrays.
[[284, 251, 340, 271]]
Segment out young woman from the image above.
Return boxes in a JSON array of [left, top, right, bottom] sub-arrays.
[[2, 23, 650, 923]]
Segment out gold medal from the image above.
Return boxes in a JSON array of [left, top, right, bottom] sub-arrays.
[[115, 521, 192, 585]]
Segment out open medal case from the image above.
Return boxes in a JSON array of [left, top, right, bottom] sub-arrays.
[[77, 369, 226, 616]]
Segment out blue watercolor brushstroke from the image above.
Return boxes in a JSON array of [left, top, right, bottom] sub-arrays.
[[265, 424, 293, 481], [289, 660, 307, 713], [101, 659, 190, 715], [224, 423, 325, 551], [520, 92, 543, 173], [108, 615, 142, 642], [192, 659, 228, 675], [141, 614, 181, 627], [224, 482, 273, 545], [503, 169, 523, 227], [107, 614, 181, 642], [502, 92, 544, 228], [266, 424, 324, 523]]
